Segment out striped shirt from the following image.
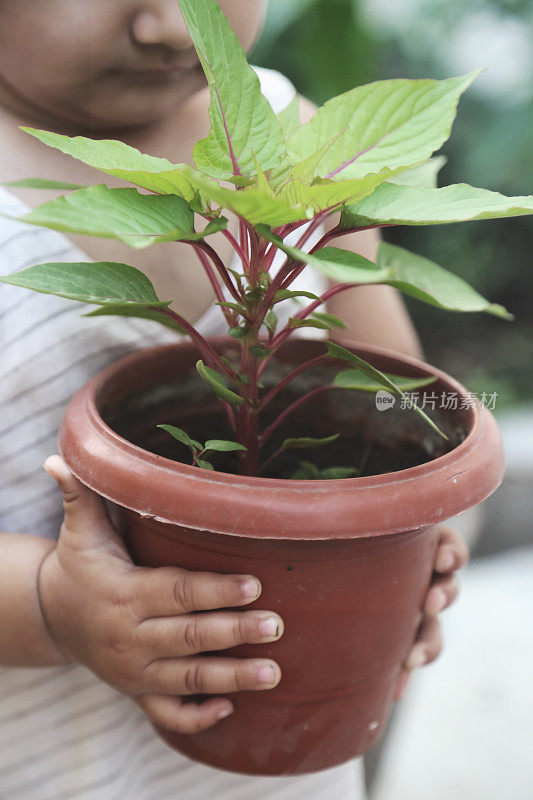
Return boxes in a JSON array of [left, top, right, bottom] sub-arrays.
[[0, 69, 365, 799]]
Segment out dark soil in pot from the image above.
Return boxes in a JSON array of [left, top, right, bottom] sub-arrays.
[[60, 337, 504, 776], [102, 346, 465, 480]]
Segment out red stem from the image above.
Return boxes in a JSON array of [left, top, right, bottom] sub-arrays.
[[260, 386, 329, 446], [222, 228, 250, 273], [276, 218, 311, 240], [257, 354, 332, 411], [151, 306, 238, 382], [193, 246, 235, 327], [194, 241, 242, 303], [258, 444, 285, 475], [294, 212, 330, 251], [257, 283, 356, 378], [269, 283, 357, 353]]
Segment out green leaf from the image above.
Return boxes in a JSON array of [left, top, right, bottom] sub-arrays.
[[157, 425, 202, 451], [179, 0, 286, 178], [14, 186, 226, 248], [84, 305, 185, 334], [196, 360, 244, 407], [377, 242, 513, 319], [288, 318, 331, 331], [251, 153, 276, 196], [196, 459, 215, 471], [265, 309, 278, 332], [274, 289, 322, 304], [183, 168, 309, 227], [285, 136, 344, 185], [287, 72, 479, 179], [204, 440, 247, 453], [281, 434, 340, 451], [333, 370, 437, 392], [311, 312, 347, 330], [290, 461, 359, 480], [290, 460, 321, 480], [229, 326, 247, 339], [388, 156, 447, 188], [277, 168, 404, 213], [320, 466, 359, 479], [326, 342, 447, 439], [341, 182, 533, 228], [3, 177, 86, 190], [21, 128, 200, 203], [258, 228, 391, 284], [0, 261, 169, 308], [277, 95, 301, 139], [250, 344, 271, 358]]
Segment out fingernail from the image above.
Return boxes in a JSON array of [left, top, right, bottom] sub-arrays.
[[259, 617, 281, 640], [217, 706, 233, 721], [428, 589, 447, 614], [257, 664, 278, 687], [407, 646, 427, 670], [43, 455, 70, 482], [241, 578, 261, 600]]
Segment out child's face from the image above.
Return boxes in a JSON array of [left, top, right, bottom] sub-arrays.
[[0, 1, 265, 131]]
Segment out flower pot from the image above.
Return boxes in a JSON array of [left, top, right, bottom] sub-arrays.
[[58, 337, 504, 776]]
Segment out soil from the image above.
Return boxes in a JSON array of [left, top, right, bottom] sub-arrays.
[[101, 356, 466, 480]]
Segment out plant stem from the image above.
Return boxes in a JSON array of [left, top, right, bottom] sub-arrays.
[[193, 246, 235, 327], [294, 213, 330, 251], [194, 241, 243, 303], [256, 283, 355, 378], [258, 444, 285, 475], [260, 386, 329, 446], [221, 228, 250, 273], [234, 340, 261, 475], [257, 355, 332, 412], [269, 283, 357, 354], [150, 306, 238, 382]]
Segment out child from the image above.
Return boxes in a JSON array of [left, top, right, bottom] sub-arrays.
[[0, 2, 467, 798]]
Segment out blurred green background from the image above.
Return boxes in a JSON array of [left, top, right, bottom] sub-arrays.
[[252, 0, 533, 410]]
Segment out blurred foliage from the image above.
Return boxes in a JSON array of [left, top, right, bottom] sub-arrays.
[[253, 0, 533, 409]]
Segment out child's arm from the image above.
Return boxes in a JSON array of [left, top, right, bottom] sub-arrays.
[[0, 532, 68, 666], [326, 227, 424, 359], [0, 456, 283, 734]]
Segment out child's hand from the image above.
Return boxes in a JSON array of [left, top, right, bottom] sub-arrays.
[[395, 524, 469, 700], [40, 456, 284, 734]]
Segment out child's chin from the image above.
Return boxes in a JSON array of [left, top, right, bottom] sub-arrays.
[[83, 83, 201, 130]]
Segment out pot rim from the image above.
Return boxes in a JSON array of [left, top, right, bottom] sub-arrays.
[[59, 338, 505, 540]]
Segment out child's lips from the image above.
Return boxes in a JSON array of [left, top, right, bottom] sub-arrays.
[[124, 66, 183, 85], [124, 61, 198, 85]]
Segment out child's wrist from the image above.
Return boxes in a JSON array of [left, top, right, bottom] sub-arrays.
[[36, 548, 72, 667]]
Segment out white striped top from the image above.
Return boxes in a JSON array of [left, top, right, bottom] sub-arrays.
[[0, 69, 365, 799]]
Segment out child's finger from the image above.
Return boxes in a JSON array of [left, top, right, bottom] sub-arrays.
[[424, 575, 459, 615], [139, 609, 284, 659], [434, 525, 469, 573], [136, 694, 233, 735], [134, 566, 262, 618], [406, 615, 443, 670], [143, 655, 281, 697], [43, 455, 124, 552], [394, 669, 410, 702]]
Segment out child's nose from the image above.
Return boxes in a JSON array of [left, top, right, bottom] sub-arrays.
[[131, 2, 192, 52]]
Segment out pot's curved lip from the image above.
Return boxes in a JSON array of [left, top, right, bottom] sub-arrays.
[[59, 340, 505, 540]]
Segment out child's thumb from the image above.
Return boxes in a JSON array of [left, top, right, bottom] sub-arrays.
[[43, 455, 123, 551]]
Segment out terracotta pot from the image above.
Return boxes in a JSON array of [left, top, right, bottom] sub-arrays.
[[58, 338, 504, 776]]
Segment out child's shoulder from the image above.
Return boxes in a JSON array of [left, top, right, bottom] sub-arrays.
[[253, 67, 317, 124], [252, 67, 297, 112]]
